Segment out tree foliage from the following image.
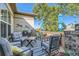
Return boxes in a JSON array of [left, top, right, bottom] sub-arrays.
[[62, 22, 66, 29], [33, 3, 79, 32], [33, 3, 59, 31], [58, 3, 79, 16]]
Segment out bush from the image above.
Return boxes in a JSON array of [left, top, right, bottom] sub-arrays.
[[64, 49, 70, 56]]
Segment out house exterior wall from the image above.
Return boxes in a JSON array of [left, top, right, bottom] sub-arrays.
[[14, 14, 34, 32], [0, 3, 35, 38], [64, 24, 75, 31], [7, 4, 14, 33]]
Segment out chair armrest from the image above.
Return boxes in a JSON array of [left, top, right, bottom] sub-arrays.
[[20, 49, 32, 56], [10, 41, 21, 47], [20, 48, 30, 53]]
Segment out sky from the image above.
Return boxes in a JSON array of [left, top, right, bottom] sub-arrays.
[[34, 19, 41, 29], [16, 3, 56, 13], [16, 3, 79, 29], [16, 3, 34, 13], [58, 14, 79, 25], [58, 14, 79, 30], [63, 16, 79, 25]]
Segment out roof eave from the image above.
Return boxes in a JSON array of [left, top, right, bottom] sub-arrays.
[[8, 3, 17, 13], [14, 12, 37, 17]]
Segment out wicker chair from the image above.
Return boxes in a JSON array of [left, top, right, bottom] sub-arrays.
[[11, 32, 26, 47], [42, 35, 61, 55], [0, 38, 32, 56]]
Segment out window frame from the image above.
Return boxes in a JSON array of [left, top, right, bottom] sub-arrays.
[[0, 3, 12, 38]]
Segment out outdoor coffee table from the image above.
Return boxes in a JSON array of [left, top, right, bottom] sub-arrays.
[[26, 36, 36, 47]]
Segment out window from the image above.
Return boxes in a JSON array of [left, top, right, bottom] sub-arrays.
[[0, 3, 12, 38], [8, 25, 11, 36], [1, 3, 8, 22], [1, 21, 7, 38], [1, 10, 8, 22], [8, 12, 11, 24]]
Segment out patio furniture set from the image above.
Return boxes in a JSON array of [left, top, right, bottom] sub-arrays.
[[0, 31, 64, 56]]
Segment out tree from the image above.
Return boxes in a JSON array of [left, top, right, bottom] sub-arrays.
[[58, 3, 79, 16], [62, 22, 66, 30], [33, 3, 59, 32], [33, 3, 48, 20], [33, 3, 79, 32]]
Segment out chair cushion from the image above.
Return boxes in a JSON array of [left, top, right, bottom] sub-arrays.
[[21, 47, 30, 51], [12, 32, 25, 42], [11, 46, 23, 56], [22, 50, 31, 56], [0, 38, 13, 56], [10, 41, 21, 47], [21, 47, 31, 56], [42, 41, 49, 48], [12, 32, 21, 41], [11, 46, 31, 56]]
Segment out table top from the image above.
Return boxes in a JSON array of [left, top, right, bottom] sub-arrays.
[[24, 36, 36, 40]]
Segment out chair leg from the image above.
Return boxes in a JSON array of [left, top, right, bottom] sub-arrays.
[[21, 40, 23, 46], [42, 48, 49, 55], [31, 49, 33, 56]]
